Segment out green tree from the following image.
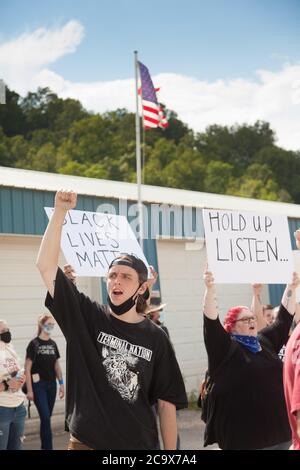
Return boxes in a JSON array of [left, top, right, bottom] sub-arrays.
[[0, 88, 26, 136], [7, 134, 30, 167], [162, 147, 206, 191], [60, 115, 120, 164], [254, 146, 300, 203], [143, 139, 178, 186], [1, 85, 299, 206], [227, 178, 281, 201], [195, 121, 275, 174], [0, 127, 10, 166], [21, 87, 57, 133], [226, 162, 292, 202], [58, 160, 88, 176], [84, 163, 110, 180], [204, 161, 233, 194]]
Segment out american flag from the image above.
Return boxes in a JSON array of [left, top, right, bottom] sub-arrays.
[[138, 61, 168, 130]]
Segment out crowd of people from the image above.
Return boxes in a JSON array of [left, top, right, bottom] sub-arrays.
[[1, 189, 300, 450]]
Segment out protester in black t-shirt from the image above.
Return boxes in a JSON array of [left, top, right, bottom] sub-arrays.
[[202, 269, 299, 450], [25, 313, 64, 450], [36, 190, 187, 450]]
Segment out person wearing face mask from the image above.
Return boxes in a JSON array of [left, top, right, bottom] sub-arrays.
[[24, 313, 64, 450], [202, 269, 299, 450], [36, 190, 187, 450], [0, 320, 26, 450]]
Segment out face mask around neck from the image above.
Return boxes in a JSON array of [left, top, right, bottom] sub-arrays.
[[107, 286, 141, 316]]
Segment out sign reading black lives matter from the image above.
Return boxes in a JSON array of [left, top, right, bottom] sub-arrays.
[[202, 209, 294, 284], [44, 208, 149, 277]]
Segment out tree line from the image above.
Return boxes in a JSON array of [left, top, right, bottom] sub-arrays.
[[0, 86, 299, 203]]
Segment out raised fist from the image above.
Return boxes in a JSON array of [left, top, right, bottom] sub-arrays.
[[54, 190, 77, 211]]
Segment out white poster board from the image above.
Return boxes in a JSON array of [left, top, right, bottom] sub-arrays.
[[45, 208, 149, 277], [202, 209, 294, 284]]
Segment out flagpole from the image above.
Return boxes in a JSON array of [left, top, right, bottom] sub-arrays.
[[134, 50, 144, 248]]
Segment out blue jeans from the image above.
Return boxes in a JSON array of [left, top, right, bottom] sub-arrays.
[[33, 380, 57, 450], [0, 403, 26, 450]]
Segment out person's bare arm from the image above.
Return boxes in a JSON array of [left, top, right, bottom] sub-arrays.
[[24, 358, 34, 401], [281, 272, 300, 316], [251, 284, 266, 331], [157, 399, 177, 450], [55, 360, 65, 399], [294, 303, 300, 326], [203, 271, 218, 319], [36, 190, 77, 297]]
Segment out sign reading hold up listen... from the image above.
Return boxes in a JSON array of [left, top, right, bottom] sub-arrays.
[[202, 209, 294, 284]]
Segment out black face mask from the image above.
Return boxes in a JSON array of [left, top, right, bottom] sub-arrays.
[[0, 331, 11, 343], [107, 286, 140, 316]]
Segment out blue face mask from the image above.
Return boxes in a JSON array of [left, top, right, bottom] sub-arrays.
[[43, 324, 54, 335], [231, 334, 261, 353], [159, 311, 165, 323]]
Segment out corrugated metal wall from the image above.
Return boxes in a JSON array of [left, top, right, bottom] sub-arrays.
[[0, 187, 204, 237]]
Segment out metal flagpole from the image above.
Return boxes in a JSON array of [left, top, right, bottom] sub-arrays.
[[134, 51, 144, 248]]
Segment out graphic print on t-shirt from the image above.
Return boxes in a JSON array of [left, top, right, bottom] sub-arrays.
[[37, 344, 57, 356], [97, 332, 153, 403]]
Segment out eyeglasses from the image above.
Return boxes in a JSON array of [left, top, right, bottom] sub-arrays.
[[234, 316, 257, 325]]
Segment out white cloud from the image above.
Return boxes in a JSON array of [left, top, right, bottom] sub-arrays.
[[0, 22, 299, 151], [0, 21, 84, 94]]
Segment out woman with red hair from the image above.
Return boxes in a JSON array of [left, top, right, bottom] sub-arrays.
[[202, 269, 299, 450]]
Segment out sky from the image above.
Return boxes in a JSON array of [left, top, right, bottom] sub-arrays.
[[0, 0, 300, 150]]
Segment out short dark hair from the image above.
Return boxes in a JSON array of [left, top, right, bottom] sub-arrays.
[[263, 304, 274, 312], [109, 254, 148, 282]]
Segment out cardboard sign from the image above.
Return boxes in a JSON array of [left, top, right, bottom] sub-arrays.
[[202, 209, 294, 284], [45, 208, 149, 277]]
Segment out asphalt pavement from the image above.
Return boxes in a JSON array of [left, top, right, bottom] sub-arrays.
[[22, 409, 218, 450]]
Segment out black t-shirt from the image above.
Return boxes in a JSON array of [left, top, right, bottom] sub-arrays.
[[160, 325, 170, 339], [203, 304, 292, 450], [26, 337, 60, 382], [45, 268, 187, 450]]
